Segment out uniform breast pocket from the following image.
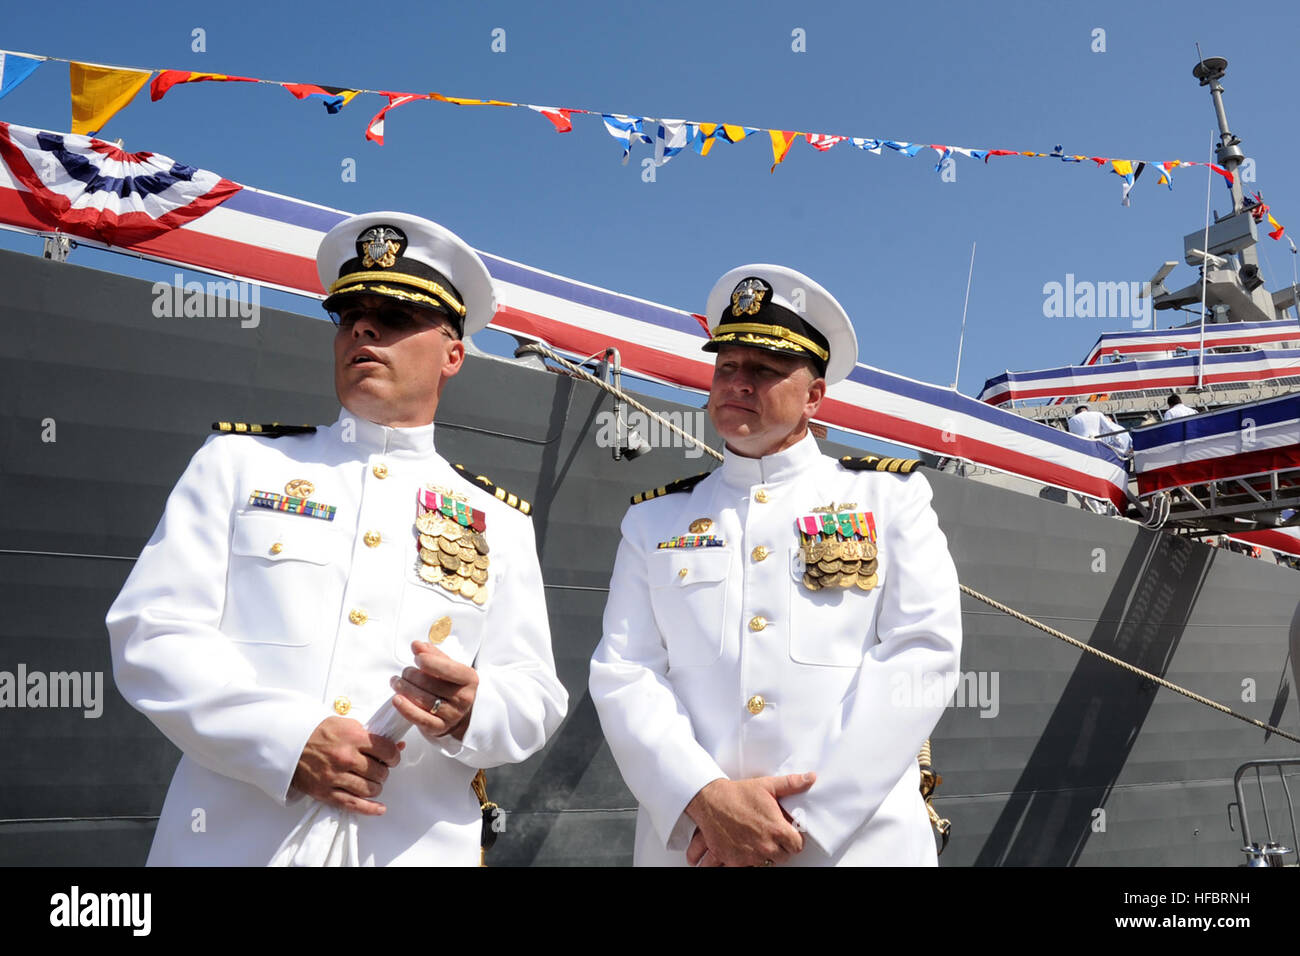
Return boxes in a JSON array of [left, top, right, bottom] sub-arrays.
[[393, 558, 495, 667], [788, 550, 882, 667], [648, 548, 732, 667], [224, 511, 351, 647]]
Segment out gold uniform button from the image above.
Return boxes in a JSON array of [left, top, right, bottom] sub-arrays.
[[677, 568, 688, 579], [333, 696, 352, 716], [751, 546, 769, 562], [748, 616, 768, 632], [747, 695, 766, 715], [348, 608, 368, 626], [269, 542, 284, 555], [372, 463, 389, 479], [363, 530, 382, 548], [754, 489, 769, 503]]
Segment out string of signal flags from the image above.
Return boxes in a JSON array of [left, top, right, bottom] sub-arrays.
[[0, 46, 1284, 237]]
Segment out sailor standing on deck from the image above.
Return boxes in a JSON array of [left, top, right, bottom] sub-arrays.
[[1067, 404, 1132, 457], [107, 212, 567, 865], [590, 265, 962, 866], [1162, 394, 1199, 420]]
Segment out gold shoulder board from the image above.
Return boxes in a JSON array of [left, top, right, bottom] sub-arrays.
[[452, 463, 533, 516], [211, 422, 318, 438], [630, 471, 713, 505], [839, 454, 923, 474]]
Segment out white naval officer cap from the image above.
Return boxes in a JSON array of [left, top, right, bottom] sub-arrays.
[[316, 211, 497, 337], [703, 264, 859, 386]]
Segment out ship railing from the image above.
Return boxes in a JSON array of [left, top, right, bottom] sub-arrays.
[[1146, 466, 1300, 532], [1230, 758, 1300, 866]]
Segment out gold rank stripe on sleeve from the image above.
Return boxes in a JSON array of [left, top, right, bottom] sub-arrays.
[[451, 463, 533, 516], [629, 471, 713, 505], [838, 454, 924, 474], [212, 422, 318, 438]]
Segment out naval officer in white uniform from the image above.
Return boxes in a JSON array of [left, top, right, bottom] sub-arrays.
[[590, 265, 962, 866], [107, 212, 567, 865]]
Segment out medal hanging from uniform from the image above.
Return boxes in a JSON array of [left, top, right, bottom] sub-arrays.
[[796, 511, 878, 592], [413, 487, 490, 605]]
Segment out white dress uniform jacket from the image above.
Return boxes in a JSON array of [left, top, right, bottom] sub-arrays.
[[1162, 403, 1198, 421], [590, 433, 961, 866], [107, 410, 567, 866]]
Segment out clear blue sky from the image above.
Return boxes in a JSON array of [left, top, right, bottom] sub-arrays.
[[2, 0, 1298, 398]]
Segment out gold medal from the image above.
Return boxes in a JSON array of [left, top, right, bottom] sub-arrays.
[[459, 578, 478, 599], [473, 554, 490, 570], [807, 540, 826, 562], [802, 572, 822, 591], [861, 541, 878, 561], [439, 576, 459, 592], [470, 532, 489, 555], [428, 615, 452, 644], [841, 540, 861, 561], [470, 567, 488, 584], [840, 571, 859, 589], [856, 573, 878, 591], [419, 533, 441, 550], [418, 564, 444, 585], [438, 551, 460, 572], [416, 512, 444, 534], [472, 588, 488, 606], [437, 536, 459, 555], [419, 547, 441, 566], [457, 546, 475, 563], [456, 564, 472, 578]]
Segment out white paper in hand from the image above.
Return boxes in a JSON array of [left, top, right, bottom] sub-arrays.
[[268, 698, 410, 867]]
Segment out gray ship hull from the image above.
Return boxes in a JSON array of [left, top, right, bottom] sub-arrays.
[[1, 249, 1296, 866]]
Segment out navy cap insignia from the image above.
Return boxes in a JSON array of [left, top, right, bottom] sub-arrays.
[[731, 277, 769, 317], [358, 225, 406, 269]]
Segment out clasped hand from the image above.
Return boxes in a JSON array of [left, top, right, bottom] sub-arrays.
[[685, 772, 816, 867]]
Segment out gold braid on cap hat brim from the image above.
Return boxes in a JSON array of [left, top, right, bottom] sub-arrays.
[[328, 270, 467, 318], [709, 322, 830, 362]]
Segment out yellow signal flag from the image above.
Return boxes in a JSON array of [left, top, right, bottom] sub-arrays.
[[769, 129, 799, 173], [697, 122, 717, 157], [70, 62, 152, 136]]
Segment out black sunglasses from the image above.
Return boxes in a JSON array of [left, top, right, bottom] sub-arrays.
[[329, 304, 459, 338]]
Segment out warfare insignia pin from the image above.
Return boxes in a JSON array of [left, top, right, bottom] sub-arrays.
[[688, 518, 714, 534], [358, 225, 406, 269], [730, 277, 769, 317], [284, 478, 315, 499]]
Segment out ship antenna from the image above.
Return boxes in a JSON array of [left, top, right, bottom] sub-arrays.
[[1197, 130, 1214, 390], [952, 241, 976, 391], [1191, 48, 1245, 214]]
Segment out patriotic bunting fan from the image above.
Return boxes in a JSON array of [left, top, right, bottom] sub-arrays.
[[0, 122, 240, 244]]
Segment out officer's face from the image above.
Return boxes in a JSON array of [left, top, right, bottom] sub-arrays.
[[332, 295, 465, 427], [707, 345, 825, 458]]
